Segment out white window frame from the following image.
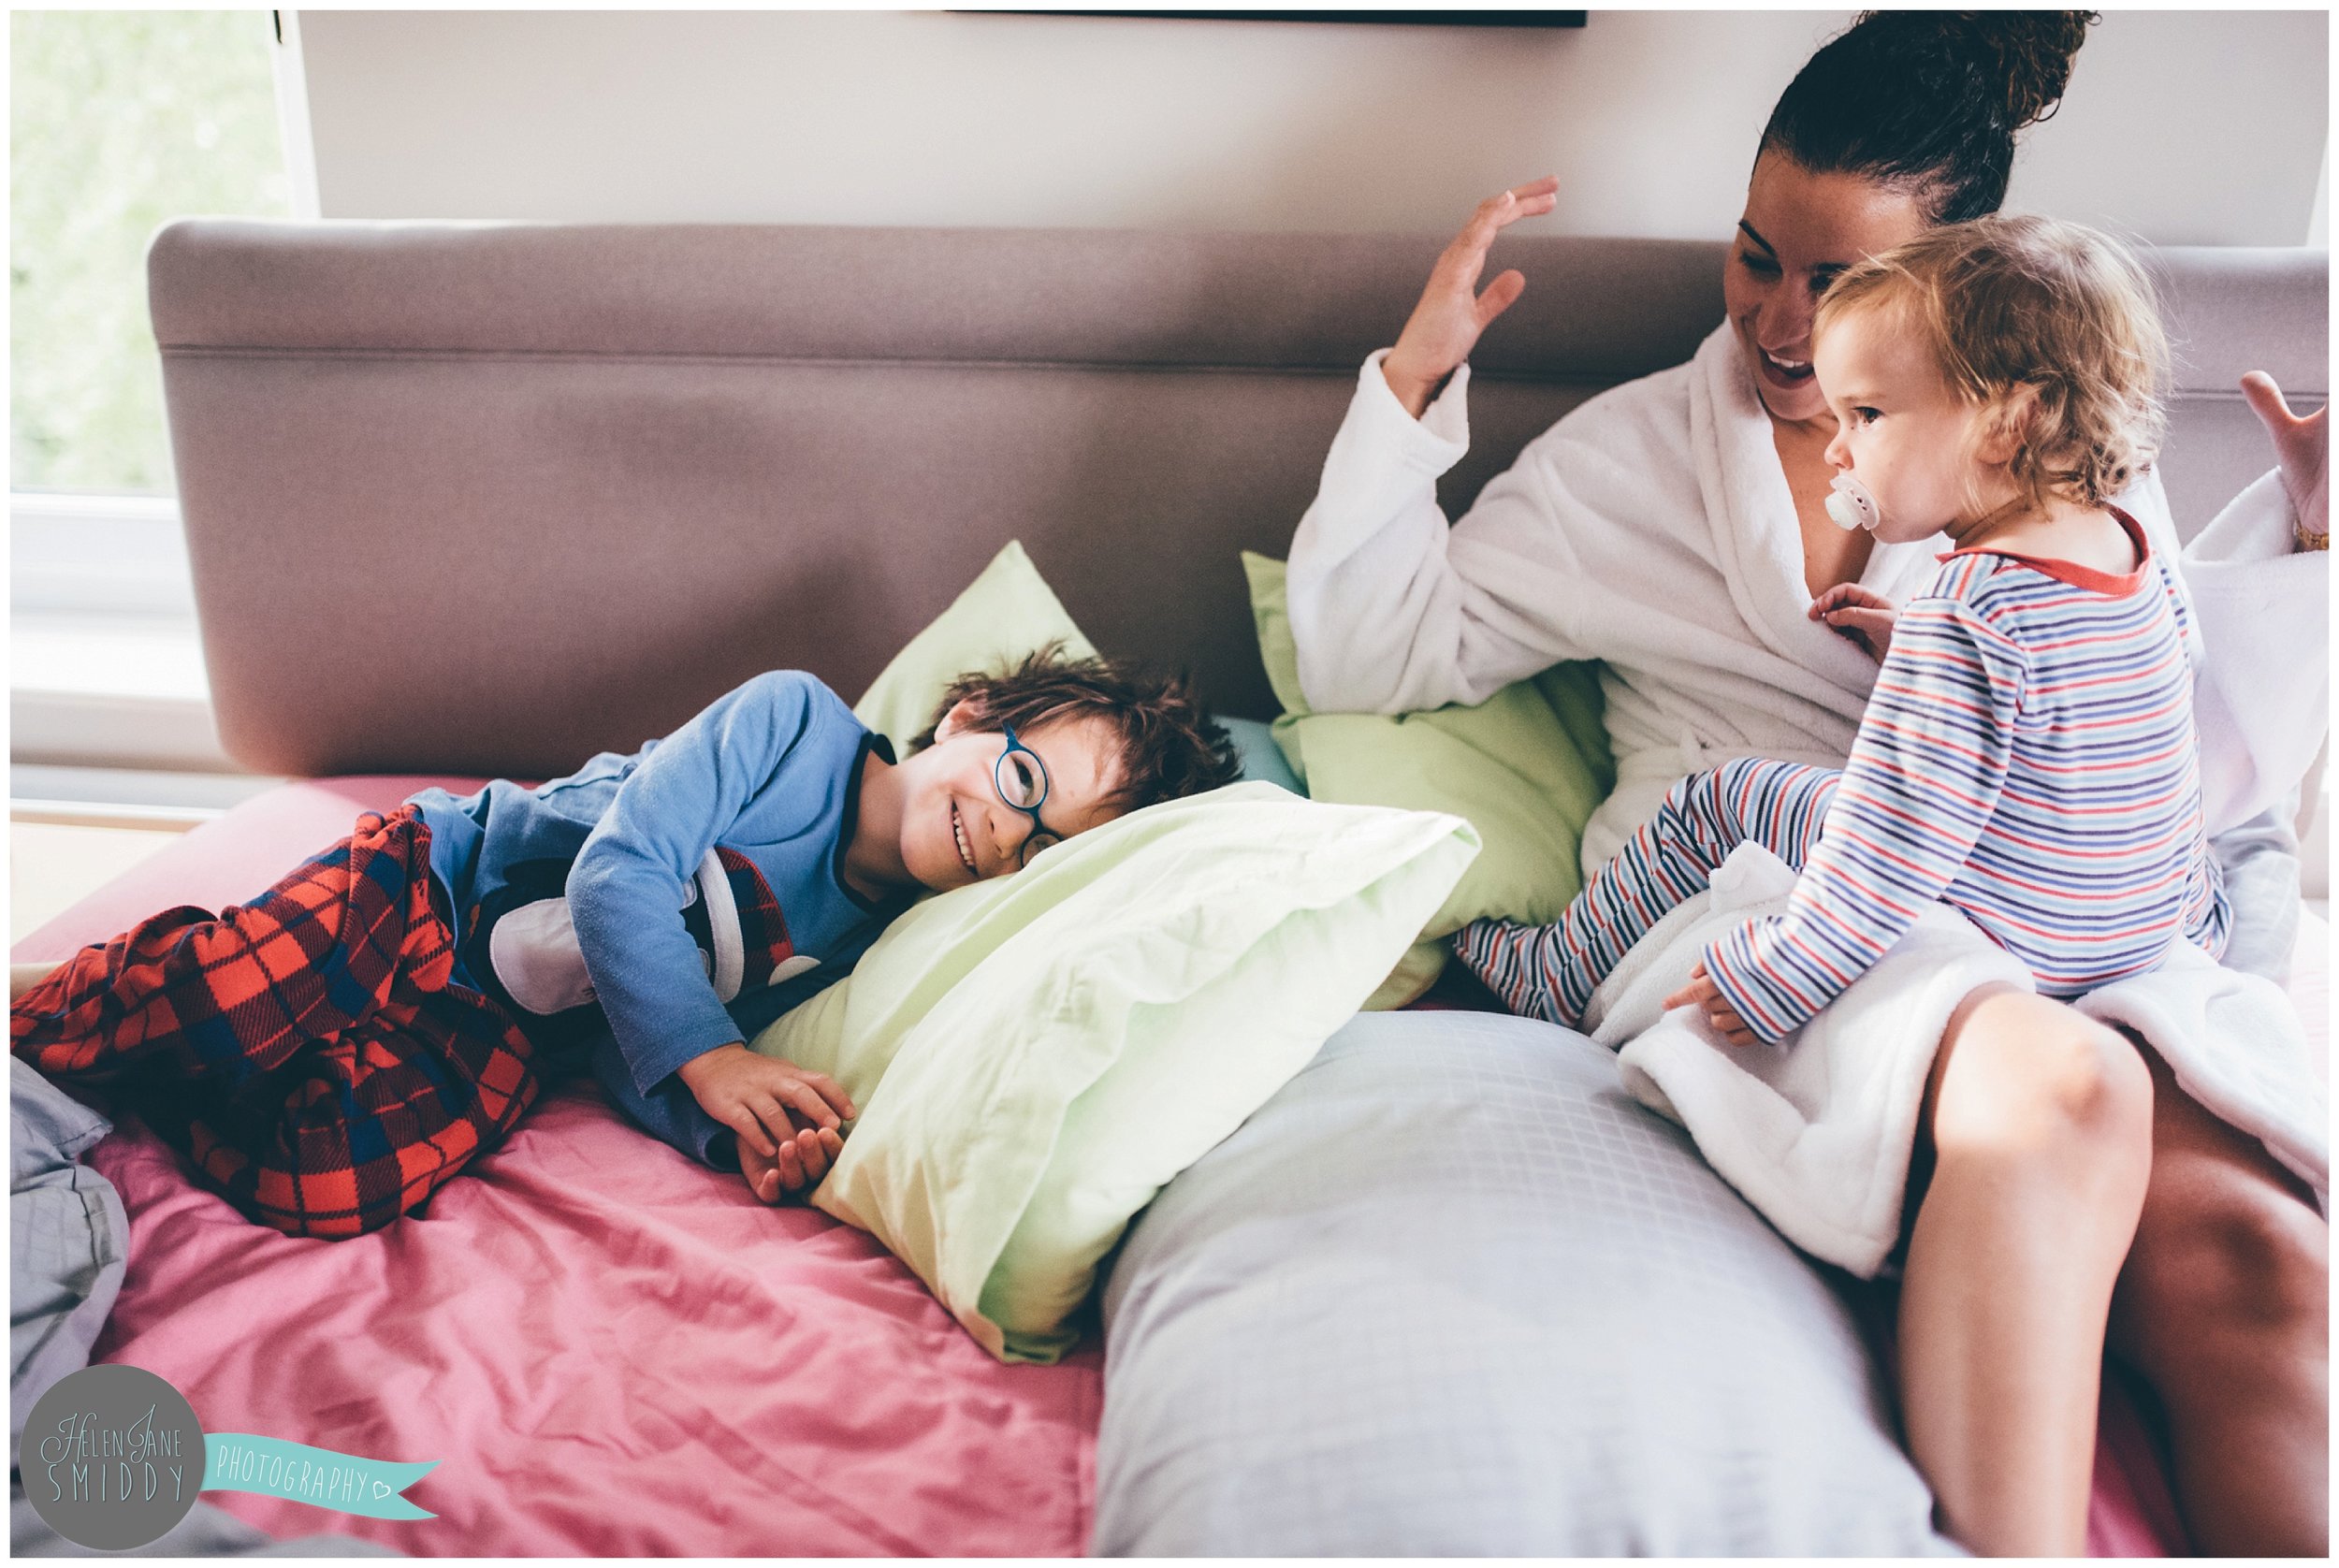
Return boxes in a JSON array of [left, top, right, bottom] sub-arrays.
[[273, 9, 322, 221]]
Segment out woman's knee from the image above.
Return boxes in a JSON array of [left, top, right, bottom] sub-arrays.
[[1929, 990, 2154, 1176], [2128, 1159, 2331, 1343]]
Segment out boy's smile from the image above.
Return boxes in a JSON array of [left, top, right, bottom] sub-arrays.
[[846, 706, 1128, 898]]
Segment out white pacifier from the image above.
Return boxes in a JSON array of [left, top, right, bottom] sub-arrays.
[[1824, 473, 1881, 532]]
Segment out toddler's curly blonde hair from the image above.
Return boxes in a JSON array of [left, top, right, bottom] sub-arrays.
[[1814, 213, 2168, 514]]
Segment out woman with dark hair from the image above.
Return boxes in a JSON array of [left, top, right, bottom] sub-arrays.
[[1288, 12, 2326, 1556]]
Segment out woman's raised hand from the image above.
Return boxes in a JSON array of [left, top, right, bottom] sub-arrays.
[[2241, 371, 2328, 548], [1382, 177, 1561, 419]]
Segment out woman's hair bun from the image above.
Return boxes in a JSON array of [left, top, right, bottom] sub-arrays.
[[1872, 10, 2096, 129], [1762, 11, 2099, 225]]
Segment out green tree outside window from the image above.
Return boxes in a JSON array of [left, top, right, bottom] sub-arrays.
[[12, 10, 290, 495]]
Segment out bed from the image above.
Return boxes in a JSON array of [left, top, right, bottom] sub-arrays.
[[11, 219, 2327, 1555]]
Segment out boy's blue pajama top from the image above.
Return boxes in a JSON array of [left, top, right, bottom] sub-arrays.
[[405, 670, 908, 1167]]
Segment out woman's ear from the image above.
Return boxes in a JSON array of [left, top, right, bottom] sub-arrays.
[[931, 696, 983, 744]]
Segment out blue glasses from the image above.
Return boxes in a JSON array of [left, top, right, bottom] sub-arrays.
[[995, 725, 1061, 866]]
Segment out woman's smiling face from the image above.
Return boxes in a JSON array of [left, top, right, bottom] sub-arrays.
[[1724, 152, 1931, 425]]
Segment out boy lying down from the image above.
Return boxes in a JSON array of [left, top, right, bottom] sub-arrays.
[[11, 651, 1240, 1237]]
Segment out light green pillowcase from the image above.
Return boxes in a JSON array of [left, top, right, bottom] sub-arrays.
[[852, 540, 1097, 749], [1242, 552, 1615, 1007], [750, 782, 1479, 1363]]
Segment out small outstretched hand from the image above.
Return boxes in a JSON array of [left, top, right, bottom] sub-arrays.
[[1662, 961, 1760, 1049], [676, 1041, 856, 1204], [1809, 583, 1897, 662], [2242, 371, 2328, 547]]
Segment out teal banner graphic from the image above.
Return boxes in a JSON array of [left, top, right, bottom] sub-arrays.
[[202, 1434, 436, 1520]]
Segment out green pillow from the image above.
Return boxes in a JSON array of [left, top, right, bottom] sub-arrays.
[[1241, 553, 1615, 1007], [749, 782, 1478, 1362], [853, 540, 1097, 750]]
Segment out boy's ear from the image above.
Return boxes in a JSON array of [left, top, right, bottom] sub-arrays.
[[931, 696, 984, 744]]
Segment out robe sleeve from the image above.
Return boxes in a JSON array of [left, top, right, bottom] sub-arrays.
[[1286, 350, 1606, 715]]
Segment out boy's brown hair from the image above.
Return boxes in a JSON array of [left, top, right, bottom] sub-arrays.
[[1814, 212, 2168, 515], [910, 643, 1243, 812]]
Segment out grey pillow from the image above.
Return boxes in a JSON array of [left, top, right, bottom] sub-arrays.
[[10, 1058, 129, 1470], [1094, 1010, 1961, 1556]]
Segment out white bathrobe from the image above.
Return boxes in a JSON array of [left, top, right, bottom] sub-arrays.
[[1289, 325, 2328, 1275]]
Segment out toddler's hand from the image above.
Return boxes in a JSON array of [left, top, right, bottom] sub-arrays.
[[1662, 961, 1760, 1049], [1809, 583, 1896, 662], [738, 1118, 846, 1204], [676, 1041, 855, 1169]]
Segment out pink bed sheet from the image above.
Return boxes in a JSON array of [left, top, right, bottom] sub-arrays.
[[83, 1085, 1097, 1556], [22, 778, 1097, 1556]]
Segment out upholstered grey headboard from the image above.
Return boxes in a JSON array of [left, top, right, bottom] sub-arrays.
[[149, 220, 2325, 779]]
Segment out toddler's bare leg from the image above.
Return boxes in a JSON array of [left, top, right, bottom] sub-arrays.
[[1896, 987, 2154, 1556], [2107, 1045, 2327, 1556]]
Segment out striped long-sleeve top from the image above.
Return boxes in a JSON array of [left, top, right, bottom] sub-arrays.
[[1704, 510, 2230, 1043]]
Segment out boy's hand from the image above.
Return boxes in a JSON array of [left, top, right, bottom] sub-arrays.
[[738, 1119, 846, 1204], [1662, 961, 1760, 1049], [676, 1041, 855, 1166], [1809, 584, 1896, 662]]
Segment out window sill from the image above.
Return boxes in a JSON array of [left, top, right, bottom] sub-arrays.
[[10, 492, 277, 811]]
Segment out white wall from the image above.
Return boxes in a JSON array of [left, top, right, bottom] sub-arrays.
[[302, 8, 2327, 246]]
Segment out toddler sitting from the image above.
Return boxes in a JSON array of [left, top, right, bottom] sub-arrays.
[[13, 648, 1240, 1233], [1457, 214, 2227, 1046]]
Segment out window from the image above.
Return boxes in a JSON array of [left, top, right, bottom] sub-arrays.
[[11, 9, 297, 494], [12, 11, 313, 804]]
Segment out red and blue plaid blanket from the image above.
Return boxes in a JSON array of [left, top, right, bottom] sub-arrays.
[[11, 806, 539, 1239]]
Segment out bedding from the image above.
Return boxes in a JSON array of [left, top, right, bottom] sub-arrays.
[[1244, 552, 1613, 1006], [9, 783, 2240, 1558], [23, 221, 2316, 1558], [1094, 1008, 1964, 1555], [824, 540, 1485, 1361], [1585, 839, 2327, 1276], [12, 1057, 126, 1440], [1211, 715, 1300, 792], [14, 780, 1103, 1556], [850, 540, 1098, 751], [1093, 1003, 2263, 1558], [750, 781, 1478, 1361], [10, 1061, 391, 1559]]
